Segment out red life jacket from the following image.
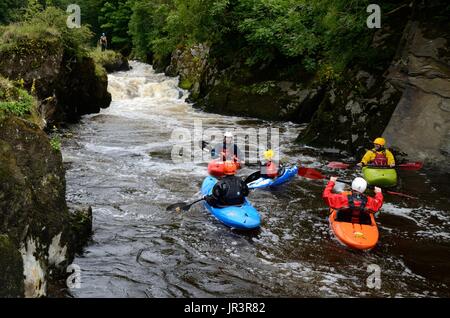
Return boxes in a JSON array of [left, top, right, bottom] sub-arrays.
[[264, 161, 278, 178], [372, 149, 388, 166], [347, 193, 368, 223]]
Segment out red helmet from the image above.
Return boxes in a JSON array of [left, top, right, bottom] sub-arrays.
[[223, 161, 237, 175]]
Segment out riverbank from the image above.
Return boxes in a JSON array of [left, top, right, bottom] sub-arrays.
[[146, 1, 449, 167], [0, 6, 129, 297]]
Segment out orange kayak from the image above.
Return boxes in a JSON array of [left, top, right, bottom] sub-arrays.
[[207, 159, 240, 177], [329, 209, 379, 251]]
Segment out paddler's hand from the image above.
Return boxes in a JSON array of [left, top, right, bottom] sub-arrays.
[[357, 162, 363, 167], [232, 155, 242, 168], [389, 163, 395, 167], [330, 177, 338, 183], [374, 187, 382, 193]]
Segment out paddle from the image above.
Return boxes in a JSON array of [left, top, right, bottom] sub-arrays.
[[200, 140, 211, 150], [167, 171, 262, 212], [166, 197, 206, 212], [298, 167, 418, 199], [327, 161, 423, 171], [244, 171, 261, 184]]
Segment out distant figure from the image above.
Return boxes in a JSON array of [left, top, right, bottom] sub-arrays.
[[99, 33, 108, 51]]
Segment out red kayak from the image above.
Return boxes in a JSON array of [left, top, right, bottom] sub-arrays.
[[207, 159, 240, 177]]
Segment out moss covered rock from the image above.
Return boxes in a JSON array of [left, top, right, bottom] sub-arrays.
[[0, 234, 24, 297], [89, 49, 130, 73], [165, 44, 210, 100], [0, 20, 111, 125], [0, 116, 92, 297], [54, 56, 111, 123]]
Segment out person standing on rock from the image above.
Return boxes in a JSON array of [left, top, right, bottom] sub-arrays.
[[357, 137, 395, 167], [99, 33, 108, 52]]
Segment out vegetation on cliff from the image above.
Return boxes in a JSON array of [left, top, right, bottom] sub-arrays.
[[0, 77, 34, 117], [125, 0, 398, 76], [0, 4, 115, 124]]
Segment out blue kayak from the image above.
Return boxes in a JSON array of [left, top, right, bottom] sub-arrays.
[[200, 176, 261, 230], [247, 165, 298, 189]]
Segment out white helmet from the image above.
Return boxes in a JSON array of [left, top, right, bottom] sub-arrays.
[[224, 131, 233, 138], [352, 177, 367, 193]]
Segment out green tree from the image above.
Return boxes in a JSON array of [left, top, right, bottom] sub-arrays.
[[99, 0, 132, 54], [0, 0, 27, 24]]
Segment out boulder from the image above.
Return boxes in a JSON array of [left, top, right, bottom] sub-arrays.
[[0, 29, 111, 125], [383, 16, 450, 165], [0, 116, 92, 297]]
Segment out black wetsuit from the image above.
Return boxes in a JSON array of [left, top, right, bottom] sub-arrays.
[[206, 175, 249, 207]]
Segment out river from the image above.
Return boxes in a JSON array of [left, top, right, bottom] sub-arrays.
[[62, 61, 450, 297]]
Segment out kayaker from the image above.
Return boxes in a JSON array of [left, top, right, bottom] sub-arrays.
[[323, 177, 383, 224], [211, 131, 243, 167], [260, 149, 281, 178], [357, 137, 395, 167], [205, 161, 249, 207]]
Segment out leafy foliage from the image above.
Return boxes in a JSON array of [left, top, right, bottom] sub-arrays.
[[0, 0, 390, 76], [0, 0, 27, 24], [50, 135, 61, 151], [0, 6, 93, 61], [126, 0, 378, 74], [99, 0, 132, 53], [0, 76, 34, 118]]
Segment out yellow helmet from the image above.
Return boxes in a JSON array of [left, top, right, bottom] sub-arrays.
[[263, 149, 274, 161], [373, 137, 386, 146]]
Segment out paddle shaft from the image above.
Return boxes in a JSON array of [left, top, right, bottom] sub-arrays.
[[328, 161, 423, 171], [185, 197, 206, 209], [328, 178, 417, 199], [168, 170, 262, 211], [298, 167, 418, 199]]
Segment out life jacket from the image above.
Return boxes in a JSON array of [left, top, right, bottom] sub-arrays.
[[371, 148, 388, 166], [263, 161, 278, 178], [348, 193, 369, 224], [213, 176, 247, 206], [336, 191, 370, 224], [222, 142, 239, 159]]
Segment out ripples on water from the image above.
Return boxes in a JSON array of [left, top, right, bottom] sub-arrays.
[[62, 62, 450, 297]]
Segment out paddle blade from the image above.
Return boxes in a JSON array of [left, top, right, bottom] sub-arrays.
[[200, 140, 210, 150], [327, 161, 350, 169], [244, 171, 261, 184], [298, 167, 325, 180], [166, 202, 187, 212], [397, 162, 423, 170]]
